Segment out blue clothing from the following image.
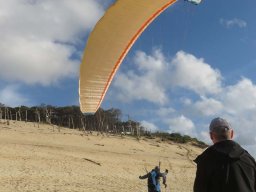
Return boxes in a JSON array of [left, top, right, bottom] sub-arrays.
[[150, 171, 161, 191], [140, 169, 167, 192]]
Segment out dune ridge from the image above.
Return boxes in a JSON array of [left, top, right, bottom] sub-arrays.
[[0, 120, 203, 192]]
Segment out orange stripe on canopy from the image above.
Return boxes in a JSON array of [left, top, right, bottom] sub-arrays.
[[79, 0, 177, 114]]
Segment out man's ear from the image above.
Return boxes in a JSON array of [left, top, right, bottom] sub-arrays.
[[210, 132, 217, 144], [230, 129, 234, 139], [210, 132, 213, 140]]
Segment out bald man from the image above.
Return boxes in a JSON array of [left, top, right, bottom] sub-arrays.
[[194, 117, 256, 192]]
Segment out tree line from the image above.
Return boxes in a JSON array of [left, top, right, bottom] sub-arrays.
[[0, 103, 146, 137], [0, 103, 207, 147]]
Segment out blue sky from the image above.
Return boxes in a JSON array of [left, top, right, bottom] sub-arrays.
[[0, 0, 256, 155]]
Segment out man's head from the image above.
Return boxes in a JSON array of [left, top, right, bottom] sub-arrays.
[[154, 166, 160, 172], [209, 117, 234, 143]]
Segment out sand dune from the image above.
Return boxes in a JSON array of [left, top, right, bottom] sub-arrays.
[[0, 120, 204, 192]]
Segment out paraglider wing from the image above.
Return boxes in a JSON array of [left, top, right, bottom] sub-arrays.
[[79, 0, 177, 114]]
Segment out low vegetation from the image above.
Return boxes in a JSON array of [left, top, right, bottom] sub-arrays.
[[146, 132, 208, 148]]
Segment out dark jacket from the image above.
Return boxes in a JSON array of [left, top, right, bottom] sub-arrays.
[[194, 140, 256, 192]]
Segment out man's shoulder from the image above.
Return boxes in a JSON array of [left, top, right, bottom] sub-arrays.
[[194, 145, 216, 164], [240, 150, 256, 168]]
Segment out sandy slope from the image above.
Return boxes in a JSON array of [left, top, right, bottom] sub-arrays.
[[0, 120, 204, 192]]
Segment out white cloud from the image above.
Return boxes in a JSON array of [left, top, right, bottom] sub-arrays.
[[0, 85, 29, 107], [111, 49, 256, 147], [0, 0, 105, 85], [186, 78, 256, 146], [134, 49, 166, 72], [167, 115, 195, 136], [183, 78, 256, 146], [193, 96, 223, 116], [113, 49, 222, 104], [156, 107, 175, 117], [170, 51, 222, 95], [180, 97, 192, 105], [226, 113, 256, 146], [220, 18, 247, 28], [141, 120, 159, 132], [221, 78, 256, 114], [1, 38, 78, 85], [200, 131, 211, 144], [113, 49, 169, 105]]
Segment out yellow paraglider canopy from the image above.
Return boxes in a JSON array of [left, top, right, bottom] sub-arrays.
[[79, 0, 177, 114]]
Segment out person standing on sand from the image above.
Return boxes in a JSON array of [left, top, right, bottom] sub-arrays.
[[194, 117, 256, 192], [139, 166, 168, 192]]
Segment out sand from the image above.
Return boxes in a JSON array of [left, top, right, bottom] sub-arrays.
[[0, 120, 204, 192]]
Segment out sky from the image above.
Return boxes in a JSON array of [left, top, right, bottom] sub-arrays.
[[0, 0, 256, 156]]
